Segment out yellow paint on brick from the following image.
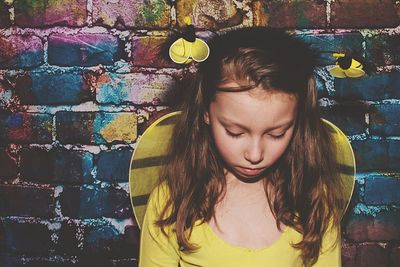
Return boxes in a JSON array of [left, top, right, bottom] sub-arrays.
[[100, 114, 137, 143]]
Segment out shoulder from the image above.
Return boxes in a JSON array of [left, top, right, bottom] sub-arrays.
[[147, 182, 172, 220]]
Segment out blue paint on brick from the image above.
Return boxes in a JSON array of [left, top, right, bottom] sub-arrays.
[[97, 73, 129, 105], [333, 72, 400, 101], [84, 222, 120, 243], [365, 175, 400, 205], [321, 105, 366, 135], [370, 104, 400, 136], [16, 50, 44, 69], [388, 140, 400, 172], [7, 114, 24, 127], [19, 71, 90, 105], [54, 150, 94, 184], [351, 140, 389, 171], [97, 148, 132, 182], [299, 33, 363, 65], [48, 34, 123, 67]]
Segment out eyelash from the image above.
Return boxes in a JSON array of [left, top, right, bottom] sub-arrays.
[[225, 130, 286, 139]]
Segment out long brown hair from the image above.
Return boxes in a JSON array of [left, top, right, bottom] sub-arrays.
[[155, 27, 346, 266]]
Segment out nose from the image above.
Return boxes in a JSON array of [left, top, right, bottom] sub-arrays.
[[244, 138, 264, 165]]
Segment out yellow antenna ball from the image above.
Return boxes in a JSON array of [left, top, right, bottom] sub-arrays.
[[184, 16, 192, 25]]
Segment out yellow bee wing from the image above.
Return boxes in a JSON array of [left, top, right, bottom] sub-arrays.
[[191, 38, 210, 62], [169, 38, 193, 64], [345, 59, 365, 78], [329, 65, 347, 78], [344, 68, 365, 78]]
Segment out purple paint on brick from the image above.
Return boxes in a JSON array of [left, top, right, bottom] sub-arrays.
[[0, 35, 44, 69]]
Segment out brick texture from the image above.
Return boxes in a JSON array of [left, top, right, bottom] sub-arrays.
[[0, 3, 10, 28], [95, 72, 176, 105], [356, 244, 390, 267], [253, 0, 327, 29], [0, 35, 44, 69], [344, 211, 400, 242], [0, 185, 54, 217], [13, 71, 92, 105], [14, 0, 87, 27], [176, 0, 241, 29], [60, 185, 132, 218], [366, 34, 400, 66], [331, 0, 400, 28], [93, 0, 170, 29], [321, 104, 366, 135], [130, 36, 172, 68], [0, 147, 18, 180], [364, 175, 400, 205], [56, 112, 137, 145], [48, 34, 124, 67], [96, 148, 132, 182], [370, 104, 400, 136], [0, 112, 53, 144]]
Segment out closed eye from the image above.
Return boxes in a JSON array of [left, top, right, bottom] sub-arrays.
[[269, 132, 286, 139], [225, 129, 243, 138]]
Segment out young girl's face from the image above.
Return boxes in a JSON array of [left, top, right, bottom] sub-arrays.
[[204, 81, 297, 181]]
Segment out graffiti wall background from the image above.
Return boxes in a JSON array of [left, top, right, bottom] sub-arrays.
[[0, 0, 399, 266]]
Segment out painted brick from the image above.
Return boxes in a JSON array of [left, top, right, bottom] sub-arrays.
[[55, 150, 94, 184], [20, 147, 55, 183], [56, 219, 82, 254], [0, 112, 53, 144], [299, 33, 363, 65], [56, 112, 96, 144], [341, 242, 356, 267], [333, 72, 400, 101], [370, 104, 400, 136], [320, 105, 366, 135], [0, 3, 10, 28], [0, 148, 17, 180], [56, 112, 137, 145], [95, 72, 175, 105], [14, 71, 92, 105], [1, 220, 53, 253], [14, 0, 86, 27], [331, 0, 399, 28], [356, 244, 390, 267], [351, 139, 388, 171], [48, 34, 124, 67], [93, 0, 170, 29], [388, 140, 400, 172], [344, 211, 400, 242], [82, 222, 139, 257], [365, 175, 400, 205], [0, 256, 84, 267], [131, 36, 173, 68], [315, 75, 329, 98], [0, 35, 44, 69], [96, 148, 132, 182], [176, 0, 241, 29], [253, 0, 327, 29], [366, 34, 400, 66], [0, 185, 54, 217], [391, 246, 400, 267], [60, 185, 132, 218]]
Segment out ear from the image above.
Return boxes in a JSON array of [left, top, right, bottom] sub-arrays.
[[203, 111, 210, 125]]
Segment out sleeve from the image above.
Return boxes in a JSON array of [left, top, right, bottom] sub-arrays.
[[312, 222, 342, 267], [139, 186, 181, 267]]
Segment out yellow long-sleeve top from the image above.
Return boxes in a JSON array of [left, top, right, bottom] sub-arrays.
[[139, 185, 342, 267]]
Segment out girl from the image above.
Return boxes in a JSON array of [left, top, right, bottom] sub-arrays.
[[139, 27, 347, 267]]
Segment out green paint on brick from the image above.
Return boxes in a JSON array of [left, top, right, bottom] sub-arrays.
[[141, 0, 165, 22]]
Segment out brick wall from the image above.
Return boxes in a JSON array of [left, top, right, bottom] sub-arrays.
[[0, 0, 399, 266]]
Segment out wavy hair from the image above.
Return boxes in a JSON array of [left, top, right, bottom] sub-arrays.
[[155, 27, 346, 267]]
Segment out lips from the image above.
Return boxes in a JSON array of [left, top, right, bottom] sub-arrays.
[[237, 167, 265, 176]]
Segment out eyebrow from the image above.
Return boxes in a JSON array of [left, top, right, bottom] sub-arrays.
[[220, 117, 294, 132]]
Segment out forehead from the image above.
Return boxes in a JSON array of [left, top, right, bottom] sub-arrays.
[[210, 86, 297, 128]]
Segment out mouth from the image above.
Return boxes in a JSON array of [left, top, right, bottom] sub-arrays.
[[237, 167, 266, 176]]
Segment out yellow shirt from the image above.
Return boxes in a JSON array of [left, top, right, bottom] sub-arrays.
[[139, 185, 342, 267]]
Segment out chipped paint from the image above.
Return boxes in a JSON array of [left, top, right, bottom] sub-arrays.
[[98, 113, 137, 143]]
